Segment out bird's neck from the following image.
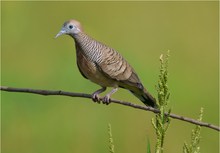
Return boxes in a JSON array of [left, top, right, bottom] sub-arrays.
[[72, 32, 91, 45], [71, 32, 103, 62]]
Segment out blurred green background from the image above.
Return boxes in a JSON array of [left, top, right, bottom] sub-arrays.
[[1, 1, 219, 153]]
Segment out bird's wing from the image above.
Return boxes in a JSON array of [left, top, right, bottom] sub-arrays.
[[96, 48, 143, 89]]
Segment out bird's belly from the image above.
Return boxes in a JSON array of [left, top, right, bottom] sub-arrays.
[[77, 54, 117, 87], [89, 70, 116, 87]]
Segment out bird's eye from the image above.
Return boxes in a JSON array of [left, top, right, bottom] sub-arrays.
[[69, 25, 73, 29]]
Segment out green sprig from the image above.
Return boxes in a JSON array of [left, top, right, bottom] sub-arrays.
[[152, 51, 171, 153], [183, 108, 203, 153], [108, 123, 115, 153]]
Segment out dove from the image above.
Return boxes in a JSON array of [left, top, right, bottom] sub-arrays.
[[55, 19, 156, 108]]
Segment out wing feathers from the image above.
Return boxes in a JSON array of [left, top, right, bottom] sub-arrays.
[[99, 49, 132, 80]]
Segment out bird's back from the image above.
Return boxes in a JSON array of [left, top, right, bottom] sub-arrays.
[[74, 32, 142, 88]]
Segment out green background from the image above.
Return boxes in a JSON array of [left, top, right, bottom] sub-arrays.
[[1, 1, 219, 153]]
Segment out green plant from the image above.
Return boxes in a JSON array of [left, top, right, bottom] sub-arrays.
[[147, 139, 152, 153], [108, 123, 115, 153], [151, 51, 171, 153], [183, 108, 204, 153]]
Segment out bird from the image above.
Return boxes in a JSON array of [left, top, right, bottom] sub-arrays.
[[55, 19, 156, 108]]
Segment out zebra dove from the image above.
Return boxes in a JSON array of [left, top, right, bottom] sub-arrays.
[[55, 19, 156, 108]]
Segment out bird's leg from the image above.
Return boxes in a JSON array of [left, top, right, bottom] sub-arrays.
[[92, 87, 106, 103], [102, 87, 118, 105]]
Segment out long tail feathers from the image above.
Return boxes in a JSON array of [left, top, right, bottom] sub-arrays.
[[130, 88, 156, 108]]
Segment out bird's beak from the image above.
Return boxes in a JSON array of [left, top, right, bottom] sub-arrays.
[[55, 29, 66, 38]]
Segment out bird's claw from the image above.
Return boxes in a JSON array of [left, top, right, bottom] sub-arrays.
[[102, 95, 111, 105], [91, 93, 111, 105], [91, 93, 101, 103]]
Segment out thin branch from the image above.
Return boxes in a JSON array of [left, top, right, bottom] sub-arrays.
[[1, 86, 219, 132]]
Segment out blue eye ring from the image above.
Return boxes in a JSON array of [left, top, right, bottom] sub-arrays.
[[69, 25, 73, 29]]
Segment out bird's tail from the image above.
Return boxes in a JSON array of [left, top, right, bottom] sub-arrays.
[[129, 88, 157, 108]]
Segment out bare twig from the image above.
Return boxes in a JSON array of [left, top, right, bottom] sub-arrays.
[[1, 86, 219, 132]]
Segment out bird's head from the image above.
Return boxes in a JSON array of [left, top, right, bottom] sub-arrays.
[[55, 19, 83, 38]]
